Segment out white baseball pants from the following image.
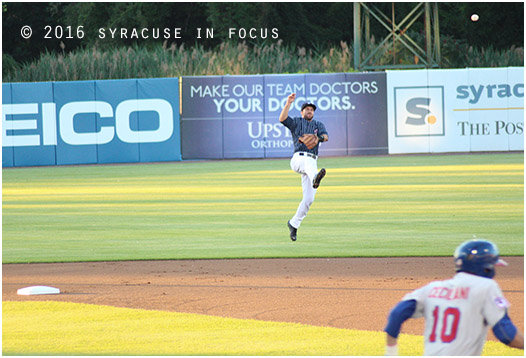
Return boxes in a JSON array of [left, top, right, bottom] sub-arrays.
[[289, 152, 319, 229]]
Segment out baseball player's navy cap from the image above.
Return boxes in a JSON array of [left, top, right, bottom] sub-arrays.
[[301, 102, 317, 111]]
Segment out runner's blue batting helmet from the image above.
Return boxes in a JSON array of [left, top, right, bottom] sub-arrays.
[[454, 239, 507, 278]]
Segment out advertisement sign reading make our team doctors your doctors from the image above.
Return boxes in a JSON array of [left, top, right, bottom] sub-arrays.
[[386, 67, 524, 154], [181, 73, 388, 159], [2, 78, 181, 167]]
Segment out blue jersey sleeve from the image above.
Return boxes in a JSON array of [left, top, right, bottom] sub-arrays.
[[384, 300, 417, 338], [492, 312, 518, 345], [317, 121, 328, 136], [281, 116, 296, 131]]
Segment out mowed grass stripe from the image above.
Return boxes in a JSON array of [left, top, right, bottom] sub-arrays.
[[4, 183, 523, 198], [210, 163, 524, 176], [6, 201, 523, 214], [2, 153, 523, 263], [3, 166, 523, 187], [2, 301, 522, 356]]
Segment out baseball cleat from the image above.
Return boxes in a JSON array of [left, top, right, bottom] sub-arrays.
[[313, 168, 326, 189], [287, 220, 297, 241]]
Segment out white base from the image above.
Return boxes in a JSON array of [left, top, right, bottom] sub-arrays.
[[17, 286, 60, 295]]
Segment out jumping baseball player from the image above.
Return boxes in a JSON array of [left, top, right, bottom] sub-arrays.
[[279, 93, 328, 241], [384, 239, 524, 356]]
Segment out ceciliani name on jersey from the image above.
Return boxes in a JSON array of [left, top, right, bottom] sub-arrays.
[[427, 286, 470, 301]]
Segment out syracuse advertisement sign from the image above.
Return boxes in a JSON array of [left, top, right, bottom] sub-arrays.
[[181, 73, 388, 159], [386, 67, 524, 154]]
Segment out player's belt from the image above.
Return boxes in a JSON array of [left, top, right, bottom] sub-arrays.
[[298, 152, 317, 160]]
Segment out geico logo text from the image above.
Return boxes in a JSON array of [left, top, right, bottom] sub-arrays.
[[2, 99, 174, 147], [456, 83, 524, 104]]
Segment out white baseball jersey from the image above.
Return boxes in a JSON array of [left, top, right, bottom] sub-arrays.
[[402, 272, 510, 356]]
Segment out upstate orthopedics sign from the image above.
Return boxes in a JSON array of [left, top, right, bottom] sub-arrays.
[[181, 73, 388, 159]]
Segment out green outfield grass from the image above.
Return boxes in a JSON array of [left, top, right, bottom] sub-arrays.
[[2, 301, 522, 356], [2, 153, 523, 263]]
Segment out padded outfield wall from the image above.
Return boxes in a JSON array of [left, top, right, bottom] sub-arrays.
[[2, 68, 523, 167], [2, 78, 181, 167], [181, 72, 388, 159], [386, 67, 524, 154]]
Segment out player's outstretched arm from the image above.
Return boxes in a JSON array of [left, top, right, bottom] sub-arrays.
[[384, 300, 417, 356], [279, 93, 295, 122]]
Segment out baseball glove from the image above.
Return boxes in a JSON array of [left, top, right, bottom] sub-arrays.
[[299, 134, 318, 150]]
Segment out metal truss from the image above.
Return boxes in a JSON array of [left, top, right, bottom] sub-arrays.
[[353, 2, 441, 70]]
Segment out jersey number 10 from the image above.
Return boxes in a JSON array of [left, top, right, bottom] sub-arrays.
[[430, 306, 461, 343]]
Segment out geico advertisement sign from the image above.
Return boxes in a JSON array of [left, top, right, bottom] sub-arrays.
[[3, 99, 174, 147]]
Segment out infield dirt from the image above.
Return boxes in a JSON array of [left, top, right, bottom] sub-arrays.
[[3, 257, 523, 341]]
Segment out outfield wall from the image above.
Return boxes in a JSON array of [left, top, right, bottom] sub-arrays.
[[386, 67, 524, 154], [181, 73, 388, 159], [2, 78, 181, 167], [2, 67, 523, 167]]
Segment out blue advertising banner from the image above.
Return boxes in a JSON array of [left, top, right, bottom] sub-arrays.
[[137, 78, 181, 162], [54, 80, 99, 165], [181, 76, 224, 159], [345, 72, 388, 155], [263, 74, 305, 158], [2, 83, 55, 166], [222, 75, 265, 159], [305, 73, 349, 157], [95, 79, 140, 164], [2, 83, 14, 167], [9, 82, 56, 166], [3, 74, 387, 166], [182, 73, 388, 159], [2, 78, 181, 167]]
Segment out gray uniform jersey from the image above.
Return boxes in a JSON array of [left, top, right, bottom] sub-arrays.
[[402, 272, 509, 356], [281, 116, 328, 156]]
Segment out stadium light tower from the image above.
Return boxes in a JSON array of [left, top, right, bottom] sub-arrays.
[[353, 2, 441, 70]]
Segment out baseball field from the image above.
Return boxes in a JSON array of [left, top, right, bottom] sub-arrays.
[[2, 152, 524, 355]]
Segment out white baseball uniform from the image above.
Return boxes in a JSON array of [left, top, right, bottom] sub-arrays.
[[281, 115, 328, 229], [289, 151, 319, 228], [401, 272, 510, 355]]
